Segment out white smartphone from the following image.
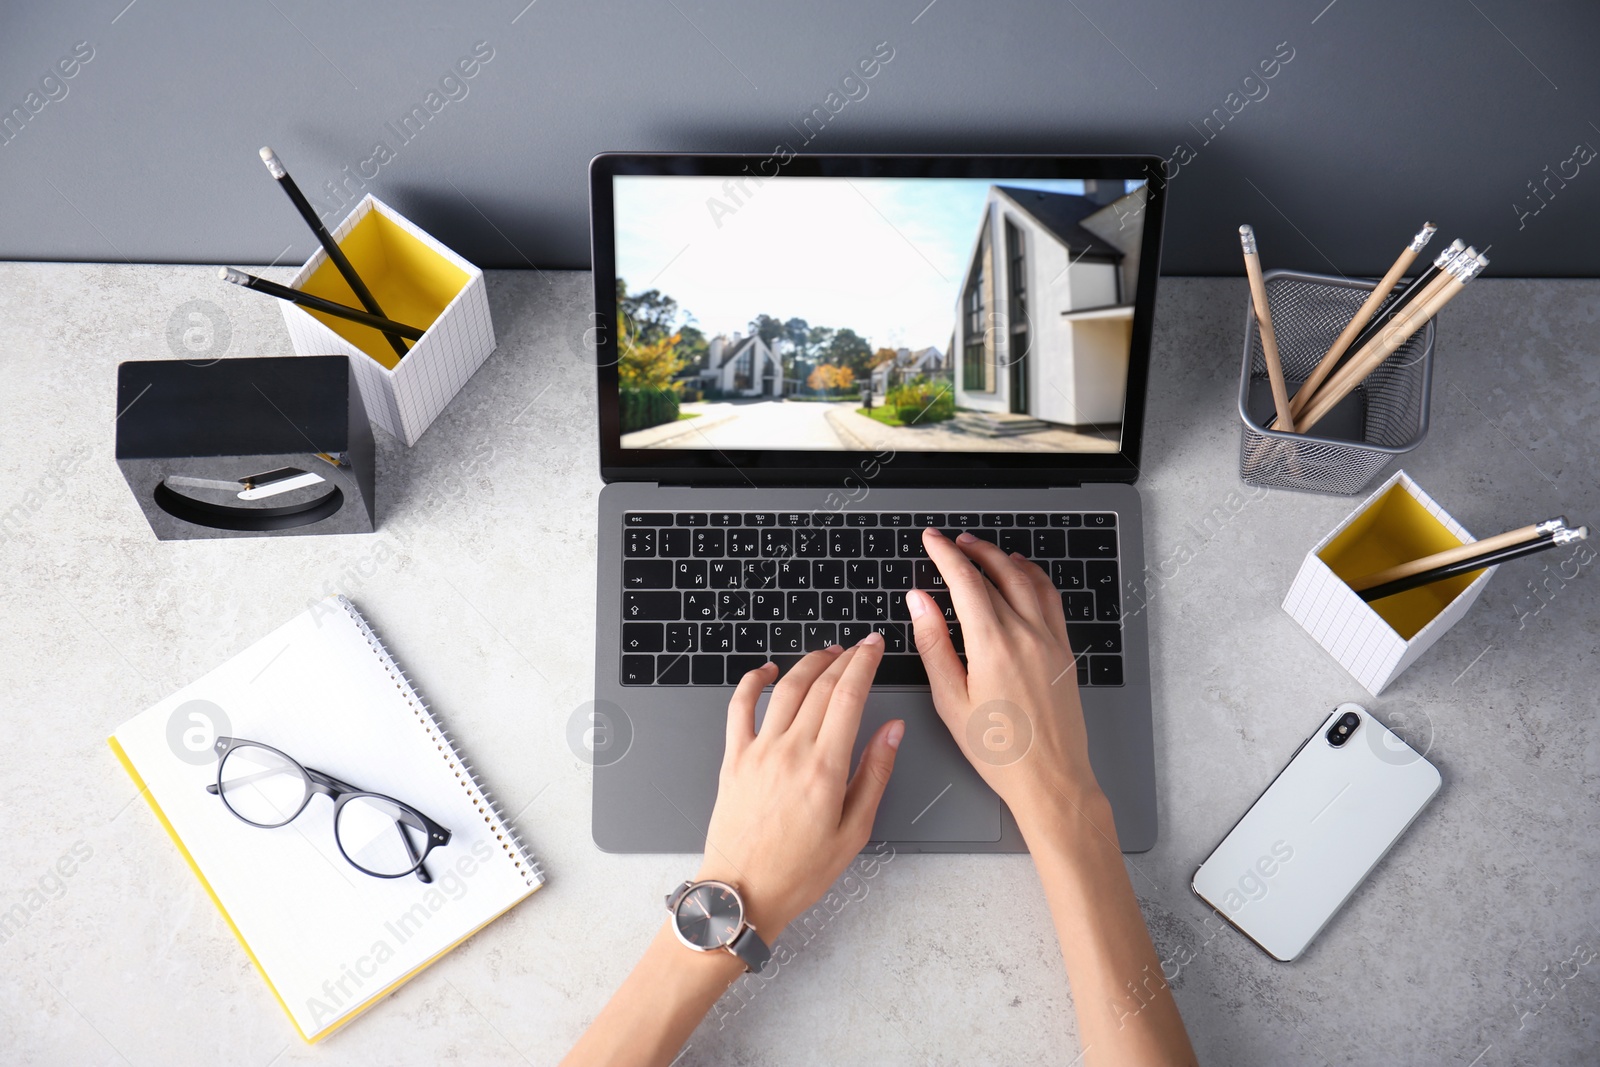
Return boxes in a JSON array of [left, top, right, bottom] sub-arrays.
[[1191, 702, 1441, 962]]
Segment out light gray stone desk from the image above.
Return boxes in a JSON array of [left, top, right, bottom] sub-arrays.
[[1, 265, 1594, 1066]]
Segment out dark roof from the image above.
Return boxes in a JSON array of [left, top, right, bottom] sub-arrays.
[[992, 186, 1123, 260]]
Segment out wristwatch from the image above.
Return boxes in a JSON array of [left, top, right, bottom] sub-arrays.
[[665, 879, 771, 973]]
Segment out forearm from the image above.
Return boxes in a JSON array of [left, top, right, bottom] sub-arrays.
[[562, 920, 745, 1067], [1018, 790, 1197, 1067]]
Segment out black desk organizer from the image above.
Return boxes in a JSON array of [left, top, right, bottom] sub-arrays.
[[116, 356, 375, 540]]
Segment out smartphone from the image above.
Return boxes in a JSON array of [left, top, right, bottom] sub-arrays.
[[1191, 702, 1441, 961]]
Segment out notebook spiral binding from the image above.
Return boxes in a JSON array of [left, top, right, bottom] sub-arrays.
[[336, 596, 545, 888]]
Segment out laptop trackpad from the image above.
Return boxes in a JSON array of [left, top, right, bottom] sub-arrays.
[[755, 690, 1003, 842]]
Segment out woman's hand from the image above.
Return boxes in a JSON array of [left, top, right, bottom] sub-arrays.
[[908, 528, 1108, 832], [693, 637, 903, 938]]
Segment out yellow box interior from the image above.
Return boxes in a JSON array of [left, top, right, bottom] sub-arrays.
[[1318, 482, 1482, 641], [299, 207, 469, 371]]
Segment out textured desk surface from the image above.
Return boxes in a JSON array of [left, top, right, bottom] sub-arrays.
[[2, 265, 1595, 1066]]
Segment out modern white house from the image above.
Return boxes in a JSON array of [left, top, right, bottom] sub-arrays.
[[699, 332, 784, 397], [869, 345, 947, 394], [949, 181, 1145, 430]]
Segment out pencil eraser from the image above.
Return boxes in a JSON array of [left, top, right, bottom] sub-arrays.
[[259, 146, 286, 178]]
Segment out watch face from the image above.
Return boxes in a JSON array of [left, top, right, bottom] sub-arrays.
[[674, 883, 743, 949]]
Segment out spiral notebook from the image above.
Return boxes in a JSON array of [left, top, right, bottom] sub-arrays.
[[108, 595, 544, 1042]]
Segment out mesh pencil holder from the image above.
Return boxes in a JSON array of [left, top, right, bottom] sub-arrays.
[[1237, 269, 1434, 495]]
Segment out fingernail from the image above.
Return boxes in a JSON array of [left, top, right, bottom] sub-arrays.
[[956, 531, 977, 544], [906, 590, 928, 619], [827, 643, 846, 653], [860, 631, 884, 647], [885, 719, 905, 749], [925, 526, 943, 538]]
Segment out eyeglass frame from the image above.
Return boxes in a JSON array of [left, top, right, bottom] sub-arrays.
[[205, 735, 452, 884]]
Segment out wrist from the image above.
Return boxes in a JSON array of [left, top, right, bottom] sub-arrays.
[[1011, 781, 1118, 859], [688, 864, 790, 941]]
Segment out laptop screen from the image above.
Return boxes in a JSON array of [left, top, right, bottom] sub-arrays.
[[592, 155, 1164, 482]]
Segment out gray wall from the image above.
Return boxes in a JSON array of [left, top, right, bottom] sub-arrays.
[[3, 0, 1599, 275]]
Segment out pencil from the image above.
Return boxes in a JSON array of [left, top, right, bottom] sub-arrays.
[[1335, 237, 1466, 382], [1240, 225, 1295, 431], [1360, 525, 1588, 602], [1347, 517, 1567, 591], [259, 147, 410, 359], [219, 267, 427, 340], [1283, 223, 1436, 425], [1297, 250, 1485, 433]]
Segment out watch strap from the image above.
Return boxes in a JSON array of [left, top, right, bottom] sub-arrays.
[[665, 880, 692, 912], [729, 924, 771, 973]]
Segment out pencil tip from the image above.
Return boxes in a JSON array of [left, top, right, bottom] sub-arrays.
[[259, 146, 286, 179]]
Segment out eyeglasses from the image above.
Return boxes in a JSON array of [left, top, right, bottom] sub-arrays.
[[206, 736, 451, 883]]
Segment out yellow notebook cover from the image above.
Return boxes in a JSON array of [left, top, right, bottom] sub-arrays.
[[108, 596, 543, 1041]]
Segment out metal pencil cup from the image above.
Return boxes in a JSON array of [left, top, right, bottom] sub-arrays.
[[1237, 269, 1434, 495]]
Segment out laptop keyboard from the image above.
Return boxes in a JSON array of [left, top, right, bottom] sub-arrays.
[[619, 511, 1123, 688]]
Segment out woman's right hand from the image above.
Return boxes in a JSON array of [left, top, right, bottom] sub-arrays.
[[907, 527, 1110, 832]]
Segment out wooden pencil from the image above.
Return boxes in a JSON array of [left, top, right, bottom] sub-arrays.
[[1240, 225, 1296, 431]]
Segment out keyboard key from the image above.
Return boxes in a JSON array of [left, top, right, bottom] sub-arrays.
[[717, 591, 750, 620], [947, 621, 964, 654], [749, 590, 784, 620], [813, 560, 845, 589], [829, 529, 861, 557], [656, 654, 690, 684], [802, 623, 837, 650], [761, 529, 794, 558], [692, 529, 725, 557], [621, 655, 654, 684], [876, 655, 928, 685], [880, 559, 914, 589], [623, 591, 679, 620], [1085, 561, 1120, 620], [870, 621, 907, 653], [838, 622, 876, 646], [786, 592, 820, 620], [623, 559, 673, 589], [820, 591, 854, 620], [778, 512, 811, 527], [1049, 514, 1083, 528], [777, 560, 812, 588], [743, 560, 777, 589], [734, 622, 767, 652], [889, 591, 912, 620], [707, 560, 741, 589], [710, 512, 741, 527], [1067, 622, 1122, 655], [665, 623, 697, 653], [896, 529, 926, 557], [1034, 529, 1067, 557], [675, 513, 708, 527], [1062, 592, 1095, 621], [658, 528, 692, 557], [1016, 513, 1049, 528], [812, 511, 846, 527], [981, 513, 1013, 527], [675, 560, 708, 589], [795, 529, 828, 557], [699, 623, 733, 652], [845, 512, 875, 528], [625, 529, 656, 557], [948, 512, 980, 529], [1052, 559, 1085, 590], [622, 623, 663, 653], [927, 590, 957, 622], [970, 529, 999, 545], [1069, 529, 1118, 559], [913, 513, 947, 527], [728, 528, 761, 557], [683, 590, 717, 620], [847, 560, 880, 589], [1085, 513, 1116, 528], [770, 653, 805, 674], [881, 513, 914, 528], [914, 560, 948, 589], [625, 512, 672, 527], [997, 529, 1031, 556], [1089, 655, 1123, 686], [855, 591, 889, 620], [769, 623, 803, 653], [691, 655, 724, 685], [743, 512, 776, 527], [861, 528, 895, 557], [1076, 659, 1089, 686], [727, 654, 770, 679]]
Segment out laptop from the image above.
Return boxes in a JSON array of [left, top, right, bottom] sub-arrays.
[[589, 154, 1165, 854]]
